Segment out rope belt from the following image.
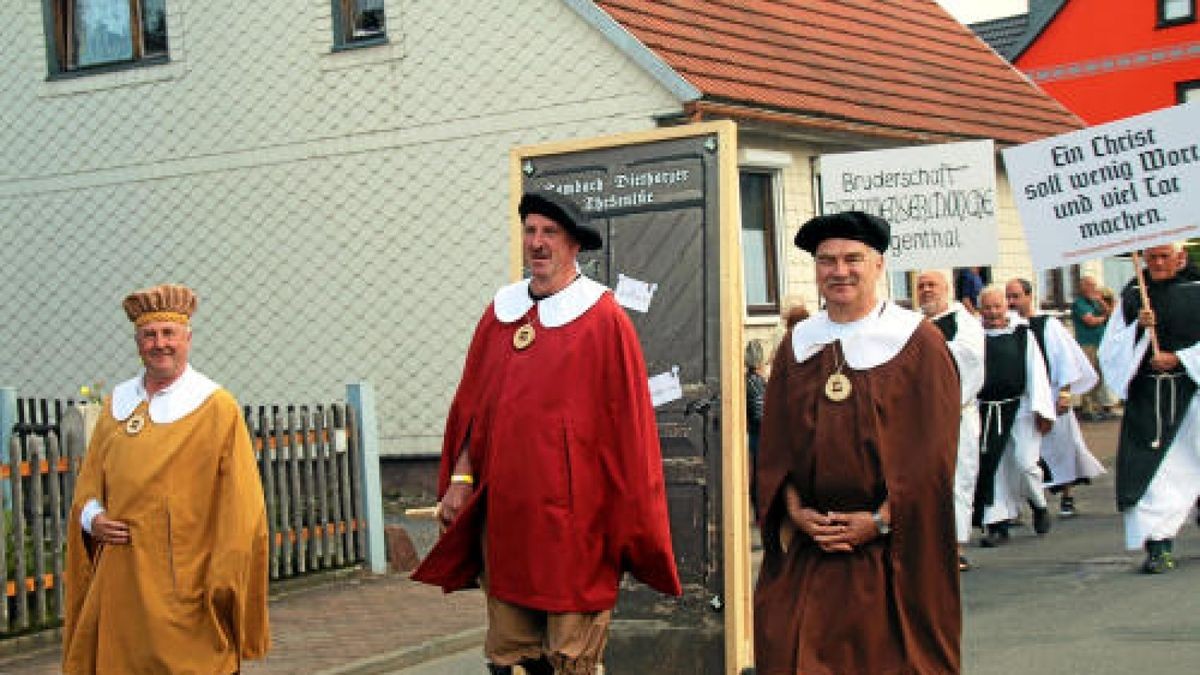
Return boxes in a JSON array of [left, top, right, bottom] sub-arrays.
[[1150, 371, 1184, 450], [979, 396, 1020, 448]]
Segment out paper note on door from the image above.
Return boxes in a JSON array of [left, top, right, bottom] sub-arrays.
[[615, 273, 658, 313], [648, 366, 683, 408]]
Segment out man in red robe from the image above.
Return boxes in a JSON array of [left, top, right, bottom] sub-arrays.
[[412, 190, 681, 675], [754, 212, 962, 674]]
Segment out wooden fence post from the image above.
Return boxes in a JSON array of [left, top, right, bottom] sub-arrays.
[[332, 405, 353, 565], [1, 389, 13, 632], [299, 407, 320, 572], [313, 406, 333, 570], [345, 382, 386, 574], [27, 433, 47, 624], [11, 429, 28, 630], [250, 406, 280, 581]]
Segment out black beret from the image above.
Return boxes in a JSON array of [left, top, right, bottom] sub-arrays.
[[518, 191, 603, 251], [793, 211, 890, 254]]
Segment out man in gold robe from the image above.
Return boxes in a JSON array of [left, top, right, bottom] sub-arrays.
[[63, 283, 270, 674]]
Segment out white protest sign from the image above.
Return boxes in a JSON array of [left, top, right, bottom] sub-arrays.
[[648, 366, 683, 408], [819, 140, 998, 271], [614, 273, 658, 313], [1003, 101, 1200, 271]]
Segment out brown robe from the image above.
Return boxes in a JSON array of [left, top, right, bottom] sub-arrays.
[[754, 321, 961, 674], [62, 389, 270, 674]]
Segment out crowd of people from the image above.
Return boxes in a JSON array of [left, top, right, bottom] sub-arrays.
[[746, 251, 1200, 571], [749, 271, 1125, 571], [63, 198, 1196, 673], [743, 215, 1197, 672]]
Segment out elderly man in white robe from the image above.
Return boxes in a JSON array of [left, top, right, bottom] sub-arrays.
[[918, 270, 985, 570], [975, 285, 1056, 547], [1100, 242, 1200, 573], [1006, 278, 1106, 517]]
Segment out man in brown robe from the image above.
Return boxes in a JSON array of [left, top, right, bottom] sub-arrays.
[[63, 284, 270, 674], [754, 212, 962, 674]]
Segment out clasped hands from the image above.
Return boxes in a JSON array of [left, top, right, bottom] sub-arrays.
[[783, 484, 881, 553]]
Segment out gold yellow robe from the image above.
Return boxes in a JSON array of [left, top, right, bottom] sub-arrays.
[[63, 374, 270, 674]]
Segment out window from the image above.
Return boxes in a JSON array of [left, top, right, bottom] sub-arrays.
[[1158, 0, 1196, 26], [889, 272, 914, 308], [1178, 79, 1200, 103], [333, 0, 387, 48], [1038, 265, 1081, 310], [740, 171, 781, 315], [46, 0, 167, 74]]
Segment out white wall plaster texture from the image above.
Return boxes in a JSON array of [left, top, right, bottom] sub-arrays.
[[0, 0, 680, 455]]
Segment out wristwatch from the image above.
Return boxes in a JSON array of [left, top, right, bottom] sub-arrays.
[[872, 510, 891, 535]]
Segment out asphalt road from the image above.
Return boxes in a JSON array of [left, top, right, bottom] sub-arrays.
[[960, 416, 1200, 674], [393, 417, 1200, 674]]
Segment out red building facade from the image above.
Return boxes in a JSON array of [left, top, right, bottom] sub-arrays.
[[1013, 0, 1199, 124]]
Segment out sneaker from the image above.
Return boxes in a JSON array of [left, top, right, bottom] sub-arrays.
[[1141, 539, 1177, 574], [1141, 551, 1177, 574], [1059, 496, 1076, 517], [958, 555, 971, 572], [1033, 506, 1051, 534]]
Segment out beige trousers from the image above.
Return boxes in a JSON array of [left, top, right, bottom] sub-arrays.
[[480, 524, 610, 674], [1080, 344, 1111, 413], [484, 593, 611, 674]]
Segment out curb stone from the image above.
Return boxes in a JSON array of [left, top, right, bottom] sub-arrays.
[[317, 626, 486, 675]]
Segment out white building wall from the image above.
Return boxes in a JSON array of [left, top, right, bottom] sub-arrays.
[[0, 0, 681, 455]]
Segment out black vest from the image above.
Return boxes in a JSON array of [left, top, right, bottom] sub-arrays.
[[980, 326, 1028, 403], [933, 312, 957, 341], [973, 325, 1030, 521]]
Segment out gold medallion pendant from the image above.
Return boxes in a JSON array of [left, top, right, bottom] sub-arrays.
[[125, 413, 147, 435], [513, 323, 536, 350], [824, 373, 852, 402]]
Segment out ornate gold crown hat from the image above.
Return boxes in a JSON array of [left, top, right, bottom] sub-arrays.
[[122, 284, 197, 327]]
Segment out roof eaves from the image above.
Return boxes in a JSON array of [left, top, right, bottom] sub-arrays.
[[560, 0, 703, 102]]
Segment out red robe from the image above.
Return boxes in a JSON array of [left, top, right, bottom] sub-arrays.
[[412, 290, 681, 612], [755, 318, 962, 674]]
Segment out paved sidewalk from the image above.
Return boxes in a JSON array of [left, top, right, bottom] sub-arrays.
[[0, 571, 486, 674]]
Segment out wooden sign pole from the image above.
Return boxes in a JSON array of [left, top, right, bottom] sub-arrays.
[[1129, 250, 1162, 357]]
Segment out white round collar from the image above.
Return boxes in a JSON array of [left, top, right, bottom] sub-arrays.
[[110, 364, 220, 424], [791, 301, 924, 369], [493, 275, 609, 327]]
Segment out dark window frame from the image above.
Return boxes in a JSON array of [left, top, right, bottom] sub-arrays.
[[1157, 0, 1196, 27], [43, 0, 169, 77], [739, 170, 782, 316], [1177, 78, 1200, 103], [1039, 265, 1082, 311], [332, 0, 388, 51]]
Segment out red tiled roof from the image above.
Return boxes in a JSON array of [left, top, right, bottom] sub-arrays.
[[594, 0, 1084, 145]]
